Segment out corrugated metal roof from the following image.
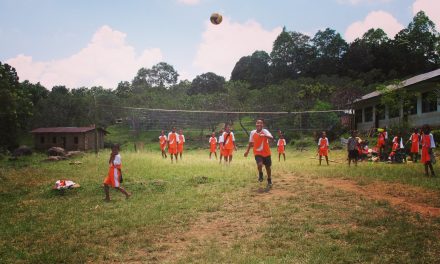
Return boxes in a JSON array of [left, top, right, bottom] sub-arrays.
[[31, 127, 108, 133], [354, 68, 440, 103]]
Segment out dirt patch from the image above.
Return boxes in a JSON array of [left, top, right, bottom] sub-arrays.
[[316, 178, 440, 218]]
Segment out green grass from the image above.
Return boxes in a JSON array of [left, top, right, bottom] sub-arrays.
[[1, 149, 439, 263]]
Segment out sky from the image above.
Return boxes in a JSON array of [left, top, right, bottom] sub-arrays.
[[0, 0, 438, 89]]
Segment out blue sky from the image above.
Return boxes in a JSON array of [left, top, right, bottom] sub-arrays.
[[0, 0, 437, 88]]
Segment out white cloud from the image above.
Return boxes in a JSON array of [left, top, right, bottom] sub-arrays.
[[6, 25, 162, 88], [193, 18, 282, 79], [337, 0, 393, 5], [177, 0, 200, 5], [344, 10, 404, 42], [413, 0, 440, 31]]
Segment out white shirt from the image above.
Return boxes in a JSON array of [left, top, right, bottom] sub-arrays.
[[318, 137, 329, 147], [429, 134, 436, 148], [113, 154, 121, 165], [159, 135, 167, 140], [179, 134, 185, 143], [209, 137, 217, 143], [218, 134, 224, 144], [277, 139, 286, 146]]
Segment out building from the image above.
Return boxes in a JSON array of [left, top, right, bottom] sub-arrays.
[[353, 69, 440, 131], [31, 126, 108, 151]]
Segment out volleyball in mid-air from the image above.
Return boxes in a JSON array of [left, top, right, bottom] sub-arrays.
[[210, 13, 223, 25]]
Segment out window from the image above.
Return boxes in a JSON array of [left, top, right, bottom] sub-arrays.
[[422, 91, 438, 113], [355, 109, 363, 124], [40, 136, 45, 144], [405, 96, 418, 115], [74, 137, 79, 144], [52, 137, 57, 144], [364, 107, 373, 122], [389, 105, 400, 118], [376, 104, 385, 120]]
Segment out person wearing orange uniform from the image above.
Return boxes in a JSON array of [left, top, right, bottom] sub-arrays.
[[221, 124, 236, 164], [244, 119, 274, 186], [277, 134, 286, 162], [159, 130, 168, 159], [377, 129, 386, 161], [421, 125, 436, 177], [318, 131, 329, 166], [103, 144, 131, 201], [407, 128, 420, 163], [177, 129, 185, 160], [168, 127, 180, 164], [209, 132, 218, 159]]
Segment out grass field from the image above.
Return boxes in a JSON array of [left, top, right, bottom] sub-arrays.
[[1, 148, 440, 263]]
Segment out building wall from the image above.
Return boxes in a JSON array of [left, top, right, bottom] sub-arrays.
[[33, 130, 106, 151], [354, 83, 440, 131]]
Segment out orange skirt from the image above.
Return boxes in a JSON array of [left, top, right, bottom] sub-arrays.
[[319, 148, 328, 156]]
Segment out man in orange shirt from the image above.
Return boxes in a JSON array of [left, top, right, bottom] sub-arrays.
[[318, 131, 329, 166], [168, 127, 180, 163], [159, 130, 168, 159], [277, 134, 286, 161], [177, 129, 185, 160], [221, 124, 236, 164], [209, 132, 218, 159], [244, 119, 274, 186]]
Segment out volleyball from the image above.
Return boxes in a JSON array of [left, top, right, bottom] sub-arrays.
[[210, 13, 223, 25]]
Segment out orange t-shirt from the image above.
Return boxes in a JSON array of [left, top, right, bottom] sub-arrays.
[[277, 139, 286, 152], [209, 137, 217, 151], [250, 129, 273, 157], [168, 132, 179, 149], [178, 134, 185, 146], [318, 137, 329, 150], [222, 132, 235, 150], [159, 135, 167, 147]]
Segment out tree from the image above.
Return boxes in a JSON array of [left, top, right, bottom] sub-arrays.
[[0, 62, 32, 151], [132, 62, 179, 88], [393, 11, 440, 75], [270, 28, 314, 81], [231, 50, 271, 88], [115, 81, 132, 97], [188, 72, 226, 95], [309, 28, 348, 76]]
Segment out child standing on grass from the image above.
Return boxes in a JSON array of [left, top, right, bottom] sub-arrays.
[[348, 131, 359, 167], [244, 119, 274, 186], [168, 127, 180, 164], [209, 132, 218, 159], [177, 129, 185, 160], [421, 125, 436, 177], [318, 131, 330, 166], [159, 130, 167, 159], [221, 124, 237, 165], [103, 144, 131, 201], [377, 128, 386, 161], [407, 128, 420, 163], [218, 129, 225, 164], [277, 134, 286, 162]]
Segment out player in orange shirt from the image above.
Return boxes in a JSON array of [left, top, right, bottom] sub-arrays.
[[277, 134, 286, 161], [159, 130, 168, 159], [103, 144, 131, 201], [168, 127, 180, 164], [244, 119, 274, 186], [407, 128, 420, 163], [177, 129, 185, 160], [221, 124, 237, 164], [209, 132, 218, 159], [318, 131, 329, 166]]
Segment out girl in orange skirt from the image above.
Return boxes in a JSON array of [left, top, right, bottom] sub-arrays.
[[421, 125, 436, 177], [104, 144, 131, 201], [209, 132, 218, 159], [407, 128, 420, 163], [277, 134, 286, 161], [318, 131, 329, 166]]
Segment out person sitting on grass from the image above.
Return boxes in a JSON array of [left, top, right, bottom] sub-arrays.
[[347, 131, 359, 167], [244, 119, 274, 187], [277, 134, 286, 162], [103, 144, 131, 201], [318, 131, 330, 166], [421, 125, 436, 177]]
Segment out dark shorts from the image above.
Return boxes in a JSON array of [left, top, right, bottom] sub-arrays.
[[255, 155, 272, 167], [348, 150, 358, 160]]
